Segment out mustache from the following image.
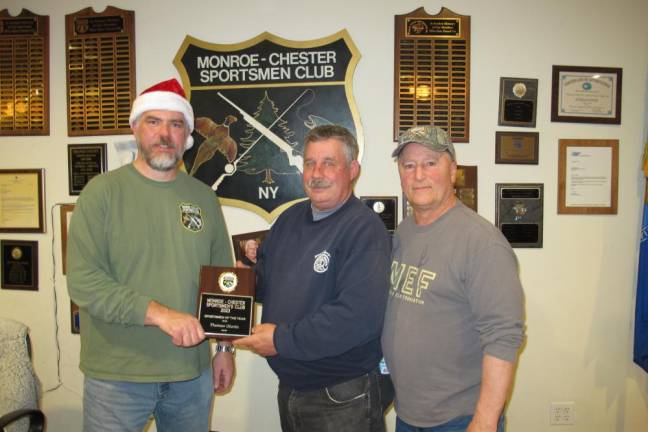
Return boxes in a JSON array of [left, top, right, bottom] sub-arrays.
[[307, 178, 331, 189], [155, 137, 175, 148]]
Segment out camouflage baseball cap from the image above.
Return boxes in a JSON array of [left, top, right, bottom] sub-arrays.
[[392, 125, 456, 161]]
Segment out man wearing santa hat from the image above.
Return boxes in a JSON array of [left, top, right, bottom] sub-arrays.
[[67, 78, 235, 432]]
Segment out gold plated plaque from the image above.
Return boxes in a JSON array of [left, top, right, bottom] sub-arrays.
[[394, 7, 470, 142], [0, 9, 49, 136], [65, 7, 135, 136]]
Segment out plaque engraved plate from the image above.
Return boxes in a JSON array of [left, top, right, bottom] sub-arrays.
[[198, 266, 255, 340], [360, 196, 397, 233], [68, 143, 107, 195], [498, 77, 538, 127], [495, 184, 543, 248], [395, 7, 470, 142], [1, 240, 38, 290], [0, 9, 49, 136], [65, 7, 135, 136]]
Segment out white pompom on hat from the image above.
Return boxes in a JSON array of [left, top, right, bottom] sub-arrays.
[[129, 78, 195, 149]]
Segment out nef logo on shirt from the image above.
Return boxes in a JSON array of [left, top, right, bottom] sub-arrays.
[[313, 250, 331, 273], [180, 203, 203, 232]]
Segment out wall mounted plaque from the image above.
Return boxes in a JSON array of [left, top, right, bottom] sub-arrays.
[[498, 77, 538, 127], [65, 7, 135, 136], [0, 9, 49, 136], [0, 169, 46, 233], [394, 7, 470, 142], [495, 131, 539, 165], [455, 165, 477, 211], [360, 196, 397, 233], [68, 143, 107, 195], [198, 265, 255, 340], [1, 240, 38, 290], [495, 183, 543, 248]]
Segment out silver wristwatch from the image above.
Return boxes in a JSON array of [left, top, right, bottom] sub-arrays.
[[216, 343, 235, 354]]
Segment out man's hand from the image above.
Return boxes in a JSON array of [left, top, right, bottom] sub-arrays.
[[234, 323, 277, 356], [144, 300, 205, 347], [213, 348, 235, 394]]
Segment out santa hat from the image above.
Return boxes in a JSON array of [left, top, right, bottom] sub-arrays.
[[129, 78, 195, 149]]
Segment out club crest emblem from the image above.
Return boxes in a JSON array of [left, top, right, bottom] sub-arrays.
[[313, 250, 331, 274], [180, 203, 203, 232], [218, 271, 238, 293], [174, 30, 363, 222]]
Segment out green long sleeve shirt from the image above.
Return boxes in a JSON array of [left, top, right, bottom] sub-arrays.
[[67, 164, 233, 382]]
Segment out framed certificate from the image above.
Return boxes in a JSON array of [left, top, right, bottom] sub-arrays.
[[558, 139, 618, 214], [551, 65, 622, 124], [0, 169, 46, 233], [495, 131, 539, 164]]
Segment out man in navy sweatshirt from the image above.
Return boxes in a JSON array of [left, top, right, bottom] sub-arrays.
[[235, 125, 391, 432]]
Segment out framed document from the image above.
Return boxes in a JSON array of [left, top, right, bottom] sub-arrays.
[[68, 144, 107, 195], [60, 204, 75, 274], [360, 196, 398, 233], [0, 169, 45, 233], [1, 240, 38, 290], [551, 66, 622, 124], [498, 77, 538, 127], [558, 139, 618, 214], [495, 132, 539, 164]]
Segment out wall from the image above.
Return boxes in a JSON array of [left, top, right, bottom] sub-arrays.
[[1, 0, 647, 430]]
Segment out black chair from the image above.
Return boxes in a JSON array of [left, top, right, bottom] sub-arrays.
[[0, 408, 45, 432]]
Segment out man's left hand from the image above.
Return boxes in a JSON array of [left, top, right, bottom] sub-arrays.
[[234, 323, 277, 356], [212, 350, 235, 394]]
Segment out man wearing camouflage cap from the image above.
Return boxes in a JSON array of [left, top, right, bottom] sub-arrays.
[[381, 126, 525, 432]]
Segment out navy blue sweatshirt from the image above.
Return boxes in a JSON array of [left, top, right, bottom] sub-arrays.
[[256, 195, 391, 390]]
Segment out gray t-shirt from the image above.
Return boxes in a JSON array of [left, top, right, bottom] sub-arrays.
[[381, 201, 525, 427]]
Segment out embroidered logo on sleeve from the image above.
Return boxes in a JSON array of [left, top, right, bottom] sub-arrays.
[[180, 203, 204, 232], [313, 250, 331, 273]]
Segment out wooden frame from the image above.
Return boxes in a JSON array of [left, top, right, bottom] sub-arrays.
[[60, 204, 75, 274], [0, 169, 46, 233], [558, 139, 618, 214], [231, 230, 268, 269], [495, 131, 539, 165], [551, 65, 622, 124]]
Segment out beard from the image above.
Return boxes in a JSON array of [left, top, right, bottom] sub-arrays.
[[139, 138, 182, 172]]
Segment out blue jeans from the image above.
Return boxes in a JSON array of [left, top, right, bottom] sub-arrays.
[[83, 368, 213, 432], [396, 415, 505, 432], [278, 368, 386, 432]]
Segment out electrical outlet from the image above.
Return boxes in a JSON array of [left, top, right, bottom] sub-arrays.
[[550, 401, 575, 425]]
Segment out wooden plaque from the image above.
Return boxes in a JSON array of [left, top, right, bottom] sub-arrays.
[[394, 7, 470, 142], [198, 266, 255, 340], [65, 6, 135, 136], [0, 9, 49, 136]]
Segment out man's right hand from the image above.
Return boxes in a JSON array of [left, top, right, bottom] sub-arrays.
[[144, 300, 206, 347]]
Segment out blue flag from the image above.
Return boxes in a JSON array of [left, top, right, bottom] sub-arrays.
[[634, 146, 648, 373]]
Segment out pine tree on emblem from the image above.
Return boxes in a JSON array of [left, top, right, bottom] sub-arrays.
[[238, 91, 299, 184]]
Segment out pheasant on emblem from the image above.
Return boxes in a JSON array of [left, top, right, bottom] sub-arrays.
[[189, 114, 238, 176]]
